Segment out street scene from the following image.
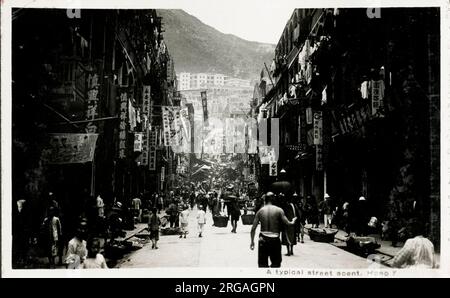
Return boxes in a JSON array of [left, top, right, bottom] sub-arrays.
[[9, 5, 440, 271]]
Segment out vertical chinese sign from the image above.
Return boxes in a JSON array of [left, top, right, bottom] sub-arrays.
[[313, 111, 323, 145], [149, 130, 157, 171], [371, 80, 385, 116], [140, 86, 151, 166], [118, 92, 128, 159], [313, 111, 323, 171], [162, 106, 172, 147], [86, 73, 99, 133]]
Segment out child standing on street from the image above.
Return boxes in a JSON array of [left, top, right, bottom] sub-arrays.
[[179, 206, 190, 239], [197, 205, 206, 237], [82, 238, 108, 269]]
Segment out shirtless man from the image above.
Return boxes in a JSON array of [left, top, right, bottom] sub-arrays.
[[250, 192, 297, 268]]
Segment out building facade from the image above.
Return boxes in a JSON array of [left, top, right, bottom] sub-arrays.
[[12, 9, 179, 250], [251, 8, 440, 247]]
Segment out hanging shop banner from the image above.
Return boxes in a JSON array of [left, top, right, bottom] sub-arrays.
[[269, 161, 278, 176], [142, 85, 151, 126], [149, 133, 157, 171], [173, 107, 182, 146], [161, 167, 165, 182], [313, 111, 323, 145], [46, 133, 98, 164], [332, 103, 371, 135], [180, 107, 190, 140], [162, 106, 172, 146], [316, 145, 323, 171], [139, 130, 149, 166], [201, 91, 209, 126], [86, 73, 99, 133], [129, 100, 137, 131], [306, 107, 313, 124], [162, 106, 182, 147], [118, 92, 128, 159], [134, 132, 143, 152], [371, 80, 385, 116]]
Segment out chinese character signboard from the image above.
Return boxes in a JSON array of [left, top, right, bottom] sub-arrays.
[[142, 85, 151, 130], [45, 133, 98, 164], [140, 130, 149, 166], [313, 111, 323, 145], [86, 73, 99, 133], [118, 92, 128, 159], [316, 145, 323, 171], [371, 80, 385, 116], [134, 133, 143, 152], [162, 106, 172, 146], [149, 130, 157, 171]]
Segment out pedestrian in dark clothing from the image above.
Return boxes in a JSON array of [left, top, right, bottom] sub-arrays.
[[282, 196, 300, 256], [148, 208, 161, 249], [229, 198, 241, 233], [354, 196, 370, 236], [307, 195, 320, 228], [167, 201, 179, 228], [295, 195, 306, 243]]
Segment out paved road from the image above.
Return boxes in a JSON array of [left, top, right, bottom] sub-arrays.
[[117, 207, 379, 268]]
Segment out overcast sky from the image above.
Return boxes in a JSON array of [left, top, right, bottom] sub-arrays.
[[180, 0, 296, 45]]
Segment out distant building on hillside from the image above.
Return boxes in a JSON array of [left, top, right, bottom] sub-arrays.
[[177, 72, 249, 90]]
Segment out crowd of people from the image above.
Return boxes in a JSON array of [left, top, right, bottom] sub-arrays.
[[12, 180, 437, 270]]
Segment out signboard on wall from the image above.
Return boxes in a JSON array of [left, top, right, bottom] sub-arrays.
[[313, 111, 323, 145]]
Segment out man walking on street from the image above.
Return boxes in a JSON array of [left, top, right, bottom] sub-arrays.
[[250, 192, 297, 268], [319, 194, 332, 228]]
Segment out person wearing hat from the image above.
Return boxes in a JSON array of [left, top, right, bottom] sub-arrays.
[[319, 194, 333, 228]]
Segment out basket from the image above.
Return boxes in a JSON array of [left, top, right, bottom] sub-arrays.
[[308, 228, 338, 243], [346, 236, 381, 255], [241, 214, 255, 225], [213, 216, 229, 227]]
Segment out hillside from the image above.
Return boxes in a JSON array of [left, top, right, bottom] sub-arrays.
[[157, 9, 275, 81]]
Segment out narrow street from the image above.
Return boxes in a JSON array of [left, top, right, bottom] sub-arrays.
[[117, 207, 379, 268], [7, 6, 441, 276]]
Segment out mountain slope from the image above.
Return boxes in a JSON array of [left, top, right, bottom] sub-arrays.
[[157, 9, 275, 80]]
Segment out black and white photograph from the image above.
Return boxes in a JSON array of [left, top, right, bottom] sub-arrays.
[[1, 0, 448, 278]]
